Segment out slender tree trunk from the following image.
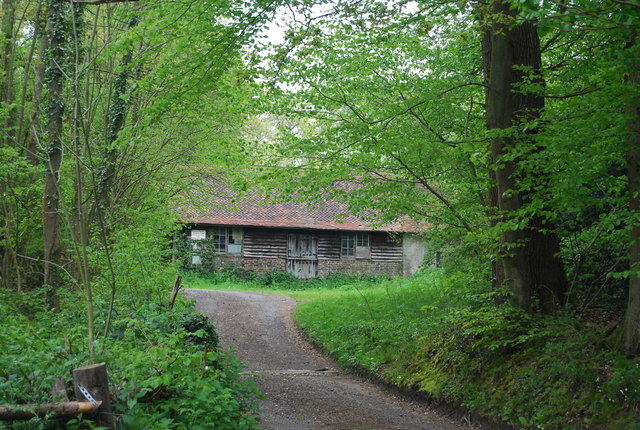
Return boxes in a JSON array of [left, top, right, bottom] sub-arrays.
[[43, 0, 67, 311], [17, 0, 44, 164], [96, 14, 138, 337], [29, 26, 48, 165], [2, 0, 15, 141], [1, 0, 13, 289], [69, 1, 96, 360], [483, 0, 568, 312], [97, 15, 137, 210], [623, 67, 640, 355]]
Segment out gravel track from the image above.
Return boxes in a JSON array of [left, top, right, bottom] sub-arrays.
[[183, 289, 470, 430]]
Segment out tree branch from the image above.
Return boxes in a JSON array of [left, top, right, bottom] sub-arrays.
[[72, 0, 138, 4], [545, 88, 600, 99], [384, 147, 474, 233], [611, 0, 640, 7]]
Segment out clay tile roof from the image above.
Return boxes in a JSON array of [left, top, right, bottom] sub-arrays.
[[175, 176, 416, 233]]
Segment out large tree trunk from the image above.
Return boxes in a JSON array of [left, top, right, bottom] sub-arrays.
[[481, 28, 506, 292], [43, 0, 67, 311], [484, 0, 568, 312]]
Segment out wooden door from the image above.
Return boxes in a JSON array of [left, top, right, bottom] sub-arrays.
[[287, 233, 318, 279]]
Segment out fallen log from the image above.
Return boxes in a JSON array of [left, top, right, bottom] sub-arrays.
[[0, 401, 101, 421]]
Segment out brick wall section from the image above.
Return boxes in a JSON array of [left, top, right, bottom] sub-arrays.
[[215, 255, 400, 277], [214, 256, 243, 271], [242, 257, 287, 273], [214, 255, 287, 273], [318, 259, 402, 278]]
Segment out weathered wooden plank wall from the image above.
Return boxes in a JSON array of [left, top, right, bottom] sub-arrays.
[[318, 231, 402, 261], [318, 232, 341, 260], [243, 228, 287, 258], [371, 234, 403, 262]]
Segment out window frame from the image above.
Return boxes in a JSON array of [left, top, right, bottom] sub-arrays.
[[341, 233, 355, 257], [356, 232, 369, 247], [211, 228, 227, 253], [207, 227, 243, 254], [341, 232, 371, 259]]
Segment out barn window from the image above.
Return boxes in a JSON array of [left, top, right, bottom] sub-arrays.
[[356, 233, 369, 247], [342, 232, 370, 259], [208, 227, 243, 254], [341, 234, 355, 256], [212, 228, 227, 252], [227, 228, 243, 254]]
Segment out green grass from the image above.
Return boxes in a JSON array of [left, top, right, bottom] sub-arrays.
[[189, 269, 640, 430], [182, 270, 387, 299]]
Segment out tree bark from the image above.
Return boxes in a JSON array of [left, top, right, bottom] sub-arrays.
[[73, 363, 115, 430], [97, 15, 137, 210], [480, 25, 506, 292], [28, 9, 48, 165], [2, 0, 15, 142], [484, 0, 568, 312], [0, 0, 16, 290], [623, 68, 640, 355], [0, 401, 101, 421], [43, 0, 67, 311]]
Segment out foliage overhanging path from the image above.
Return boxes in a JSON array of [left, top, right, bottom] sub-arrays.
[[183, 288, 467, 430]]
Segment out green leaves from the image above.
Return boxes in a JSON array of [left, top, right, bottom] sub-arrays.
[[0, 288, 260, 429]]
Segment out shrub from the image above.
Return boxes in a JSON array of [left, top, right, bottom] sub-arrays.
[[258, 270, 298, 287], [179, 312, 219, 347], [0, 288, 258, 429]]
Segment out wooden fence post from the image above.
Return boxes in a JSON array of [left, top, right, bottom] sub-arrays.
[[73, 363, 115, 430], [168, 274, 183, 310]]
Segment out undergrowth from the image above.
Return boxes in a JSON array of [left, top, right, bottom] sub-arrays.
[[183, 269, 386, 292], [0, 288, 260, 429]]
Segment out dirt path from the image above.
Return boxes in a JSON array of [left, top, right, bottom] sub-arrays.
[[183, 289, 470, 430]]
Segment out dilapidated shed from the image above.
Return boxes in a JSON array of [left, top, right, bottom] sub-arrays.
[[175, 177, 427, 279]]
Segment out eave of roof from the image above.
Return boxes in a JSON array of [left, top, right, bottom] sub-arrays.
[[181, 217, 404, 232]]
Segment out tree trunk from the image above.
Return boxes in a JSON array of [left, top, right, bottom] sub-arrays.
[[28, 8, 48, 166], [73, 363, 115, 430], [623, 68, 640, 355], [43, 0, 67, 311], [481, 25, 506, 293], [97, 15, 137, 210], [2, 0, 15, 142], [484, 0, 568, 312], [0, 0, 16, 290]]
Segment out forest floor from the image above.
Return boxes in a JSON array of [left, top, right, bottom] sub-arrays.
[[182, 288, 471, 430]]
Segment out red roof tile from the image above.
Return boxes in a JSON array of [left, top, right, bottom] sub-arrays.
[[175, 176, 415, 232]]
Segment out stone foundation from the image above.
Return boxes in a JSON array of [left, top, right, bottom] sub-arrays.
[[211, 255, 401, 278], [318, 259, 402, 278], [213, 255, 243, 271], [242, 257, 287, 273]]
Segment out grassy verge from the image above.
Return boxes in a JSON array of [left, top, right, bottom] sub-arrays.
[[190, 269, 640, 430], [294, 271, 639, 429]]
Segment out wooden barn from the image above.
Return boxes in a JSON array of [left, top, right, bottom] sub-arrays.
[[175, 177, 427, 279]]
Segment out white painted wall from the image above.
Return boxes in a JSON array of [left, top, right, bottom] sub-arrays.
[[402, 234, 428, 277]]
